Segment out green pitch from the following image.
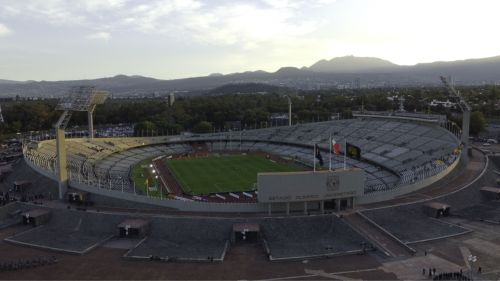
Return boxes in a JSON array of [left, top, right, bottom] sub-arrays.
[[166, 154, 299, 195]]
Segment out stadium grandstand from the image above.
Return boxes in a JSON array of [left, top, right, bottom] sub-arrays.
[[22, 112, 461, 212]]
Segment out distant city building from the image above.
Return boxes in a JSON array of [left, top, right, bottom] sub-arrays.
[[354, 78, 361, 89], [224, 121, 241, 131], [167, 93, 175, 106], [429, 99, 457, 109], [270, 113, 289, 127], [330, 113, 341, 120]]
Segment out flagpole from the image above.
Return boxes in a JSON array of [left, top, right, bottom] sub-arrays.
[[329, 134, 332, 171], [344, 139, 347, 170], [313, 144, 316, 172]]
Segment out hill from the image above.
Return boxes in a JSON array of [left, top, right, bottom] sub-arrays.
[[1, 55, 500, 97], [208, 83, 282, 95], [0, 79, 23, 85], [308, 56, 398, 73]]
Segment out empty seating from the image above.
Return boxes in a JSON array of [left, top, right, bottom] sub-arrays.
[[24, 117, 459, 197]]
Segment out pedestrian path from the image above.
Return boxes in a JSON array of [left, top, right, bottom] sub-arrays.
[[381, 254, 462, 280]]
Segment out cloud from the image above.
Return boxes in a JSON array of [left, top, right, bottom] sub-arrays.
[[171, 1, 327, 50], [80, 0, 127, 12], [259, 0, 336, 9], [0, 23, 12, 37], [0, 0, 333, 59], [86, 31, 111, 41], [0, 0, 327, 43]]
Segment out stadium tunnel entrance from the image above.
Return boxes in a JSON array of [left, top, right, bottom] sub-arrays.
[[265, 197, 356, 215], [423, 202, 451, 218], [22, 209, 51, 227], [66, 190, 92, 206], [117, 219, 151, 238], [231, 223, 261, 243], [323, 197, 354, 212], [480, 186, 500, 200]]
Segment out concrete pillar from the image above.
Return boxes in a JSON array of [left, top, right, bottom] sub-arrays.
[[335, 199, 340, 212], [268, 203, 272, 216], [304, 201, 308, 214], [286, 202, 290, 215], [288, 101, 292, 126], [55, 128, 68, 200], [320, 200, 325, 214], [88, 105, 96, 139], [462, 110, 470, 147]]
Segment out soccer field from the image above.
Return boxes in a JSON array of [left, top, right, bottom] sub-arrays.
[[165, 154, 299, 195]]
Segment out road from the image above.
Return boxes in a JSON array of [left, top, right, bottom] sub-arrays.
[[344, 212, 413, 258]]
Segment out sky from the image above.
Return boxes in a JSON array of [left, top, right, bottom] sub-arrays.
[[1, 0, 500, 81]]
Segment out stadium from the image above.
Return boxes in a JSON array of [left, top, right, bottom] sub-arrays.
[[1, 89, 500, 280], [23, 113, 460, 209]]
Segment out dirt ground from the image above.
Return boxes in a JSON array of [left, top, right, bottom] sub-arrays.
[[0, 236, 395, 280]]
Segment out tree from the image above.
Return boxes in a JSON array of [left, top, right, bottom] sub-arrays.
[[134, 121, 157, 136], [192, 121, 213, 133], [469, 111, 486, 136]]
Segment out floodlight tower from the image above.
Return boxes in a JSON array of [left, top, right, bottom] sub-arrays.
[[398, 96, 406, 112], [284, 95, 292, 126], [54, 86, 108, 199], [0, 104, 4, 123], [440, 76, 471, 147], [278, 83, 292, 127]]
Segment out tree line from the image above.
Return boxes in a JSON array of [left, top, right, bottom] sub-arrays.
[[0, 85, 497, 140]]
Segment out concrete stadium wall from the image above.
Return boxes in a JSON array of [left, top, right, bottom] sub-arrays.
[[24, 156, 57, 181], [24, 145, 461, 213], [357, 154, 461, 205]]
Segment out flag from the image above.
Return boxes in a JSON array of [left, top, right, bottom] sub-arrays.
[[315, 144, 324, 166], [331, 138, 340, 155], [346, 143, 361, 160]]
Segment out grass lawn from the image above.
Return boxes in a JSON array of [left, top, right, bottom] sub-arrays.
[[165, 154, 299, 195]]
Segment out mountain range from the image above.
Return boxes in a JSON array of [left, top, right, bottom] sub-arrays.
[[1, 55, 500, 97]]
